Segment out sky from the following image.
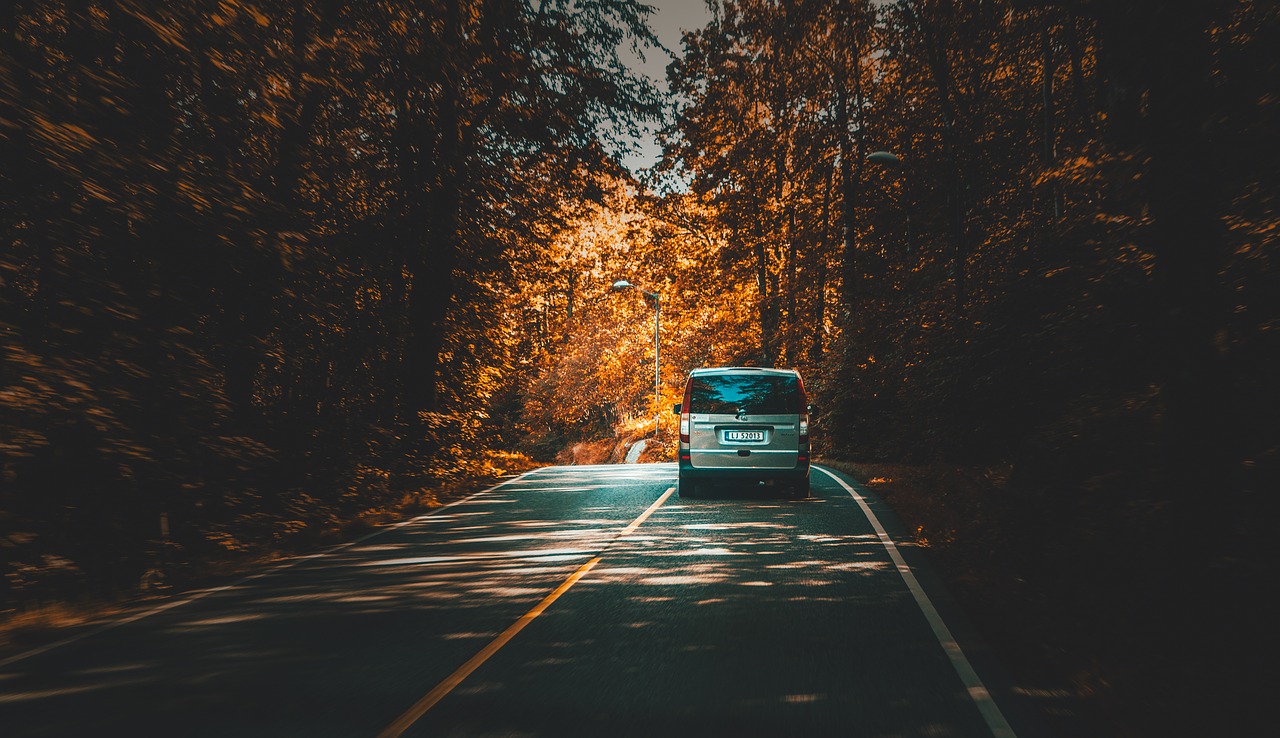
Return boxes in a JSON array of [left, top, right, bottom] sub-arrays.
[[615, 0, 713, 175]]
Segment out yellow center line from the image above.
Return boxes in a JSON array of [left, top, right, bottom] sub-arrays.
[[377, 485, 676, 738]]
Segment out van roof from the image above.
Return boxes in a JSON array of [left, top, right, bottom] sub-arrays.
[[688, 366, 799, 377]]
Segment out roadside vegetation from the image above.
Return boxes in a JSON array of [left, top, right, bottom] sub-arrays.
[[817, 458, 1205, 737], [2, 2, 1276, 735]]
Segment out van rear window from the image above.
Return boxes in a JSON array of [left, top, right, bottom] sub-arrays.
[[689, 374, 799, 415]]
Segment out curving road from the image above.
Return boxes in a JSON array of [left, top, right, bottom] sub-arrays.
[[0, 464, 1045, 737]]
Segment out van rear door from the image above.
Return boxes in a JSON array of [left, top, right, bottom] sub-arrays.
[[687, 372, 801, 470]]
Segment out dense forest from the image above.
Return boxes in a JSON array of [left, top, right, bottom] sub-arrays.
[[2, 1, 1277, 735]]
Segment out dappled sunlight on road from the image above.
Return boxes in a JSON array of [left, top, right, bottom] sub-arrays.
[[406, 476, 985, 738], [0, 465, 1000, 738], [0, 678, 154, 705], [0, 466, 677, 710], [580, 495, 904, 598]]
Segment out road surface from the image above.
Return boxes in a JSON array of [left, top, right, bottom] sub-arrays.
[[0, 464, 1044, 737]]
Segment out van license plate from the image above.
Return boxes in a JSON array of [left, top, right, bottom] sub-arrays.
[[725, 430, 765, 442]]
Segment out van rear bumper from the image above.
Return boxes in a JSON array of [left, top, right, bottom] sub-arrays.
[[677, 455, 810, 482]]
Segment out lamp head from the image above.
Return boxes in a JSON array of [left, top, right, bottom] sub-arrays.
[[867, 151, 903, 167]]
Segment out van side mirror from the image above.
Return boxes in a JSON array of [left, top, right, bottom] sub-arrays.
[[807, 404, 818, 418], [672, 403, 682, 415]]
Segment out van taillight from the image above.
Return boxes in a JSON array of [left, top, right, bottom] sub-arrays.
[[679, 379, 692, 443], [797, 373, 809, 444]]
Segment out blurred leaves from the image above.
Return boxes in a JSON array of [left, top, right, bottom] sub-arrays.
[[1, 0, 660, 605]]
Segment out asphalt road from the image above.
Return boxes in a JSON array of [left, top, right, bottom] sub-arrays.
[[0, 464, 1045, 737]]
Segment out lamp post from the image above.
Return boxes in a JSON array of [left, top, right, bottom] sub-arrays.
[[866, 151, 912, 252], [611, 279, 661, 438], [869, 149, 970, 318]]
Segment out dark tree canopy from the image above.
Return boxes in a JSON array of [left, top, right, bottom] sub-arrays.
[[2, 2, 1277, 734]]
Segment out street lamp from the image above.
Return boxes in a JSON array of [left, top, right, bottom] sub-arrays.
[[866, 150, 902, 166], [870, 149, 973, 318], [610, 279, 661, 438], [866, 151, 912, 251]]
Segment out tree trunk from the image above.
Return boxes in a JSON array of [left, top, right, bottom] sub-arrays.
[[809, 166, 833, 365], [835, 62, 860, 319], [750, 210, 779, 367], [1041, 16, 1062, 219], [1130, 4, 1232, 498], [403, 0, 465, 414]]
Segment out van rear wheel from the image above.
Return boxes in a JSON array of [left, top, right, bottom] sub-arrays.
[[678, 477, 698, 498], [787, 479, 809, 500]]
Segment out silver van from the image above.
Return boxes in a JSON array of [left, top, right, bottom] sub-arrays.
[[672, 367, 812, 499]]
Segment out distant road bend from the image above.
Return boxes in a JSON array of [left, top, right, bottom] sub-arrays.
[[0, 463, 1039, 737]]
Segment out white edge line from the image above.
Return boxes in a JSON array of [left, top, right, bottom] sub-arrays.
[[0, 466, 550, 669], [814, 465, 1018, 738]]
